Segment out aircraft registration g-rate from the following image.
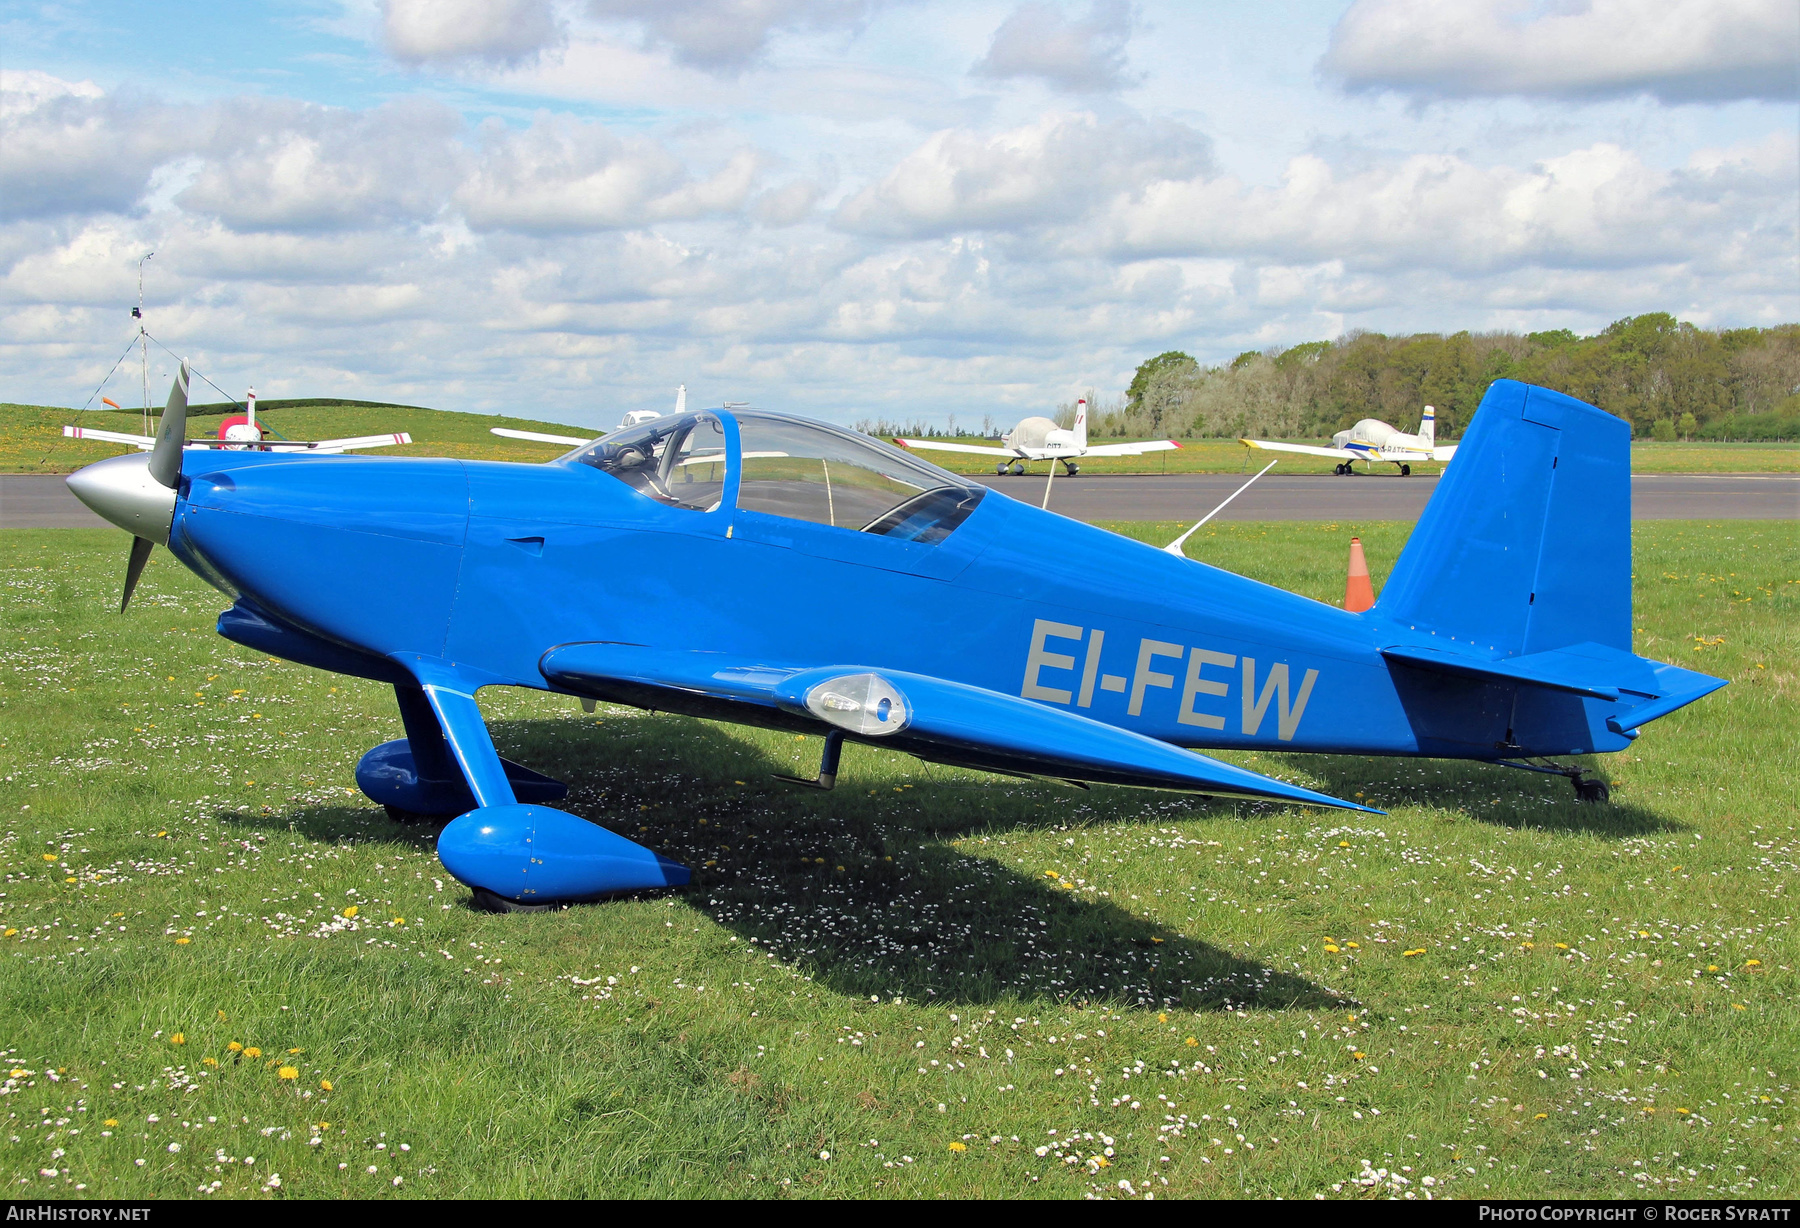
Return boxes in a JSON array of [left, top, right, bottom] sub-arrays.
[[65, 370, 1724, 910]]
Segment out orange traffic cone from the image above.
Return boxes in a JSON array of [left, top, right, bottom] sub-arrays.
[[1344, 537, 1375, 612]]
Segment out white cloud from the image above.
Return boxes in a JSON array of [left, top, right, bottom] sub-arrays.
[[382, 0, 565, 66], [177, 98, 466, 233], [1322, 0, 1800, 103], [0, 72, 193, 220], [1097, 135, 1800, 284], [455, 114, 762, 232], [585, 0, 875, 72], [835, 111, 1212, 237], [971, 0, 1136, 93]]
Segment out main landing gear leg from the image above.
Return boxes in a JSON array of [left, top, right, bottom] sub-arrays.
[[1494, 758, 1611, 803], [387, 657, 689, 910], [773, 730, 843, 791]]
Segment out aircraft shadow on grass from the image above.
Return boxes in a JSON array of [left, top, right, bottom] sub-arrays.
[[221, 712, 1351, 1013], [1263, 753, 1684, 838]]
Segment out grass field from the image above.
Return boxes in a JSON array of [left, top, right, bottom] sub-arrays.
[[0, 521, 1794, 1200], [5, 401, 1792, 475], [0, 403, 587, 473]]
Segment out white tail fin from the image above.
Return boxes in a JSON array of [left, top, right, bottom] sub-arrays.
[[1074, 397, 1088, 449], [246, 387, 257, 434], [1418, 405, 1435, 446], [675, 384, 687, 414]]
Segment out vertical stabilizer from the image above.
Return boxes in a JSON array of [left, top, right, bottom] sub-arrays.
[[675, 384, 687, 414], [1074, 397, 1088, 449], [1377, 381, 1630, 657], [1418, 405, 1434, 446]]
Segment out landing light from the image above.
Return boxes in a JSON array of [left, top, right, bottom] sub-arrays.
[[805, 673, 909, 736]]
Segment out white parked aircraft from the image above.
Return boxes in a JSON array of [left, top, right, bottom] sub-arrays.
[[1240, 405, 1457, 476], [489, 384, 686, 448], [64, 387, 412, 454], [892, 399, 1180, 476]]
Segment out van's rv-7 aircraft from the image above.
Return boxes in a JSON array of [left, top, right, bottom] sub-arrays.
[[894, 398, 1179, 475], [1242, 406, 1458, 475], [64, 368, 1725, 911], [64, 388, 412, 455]]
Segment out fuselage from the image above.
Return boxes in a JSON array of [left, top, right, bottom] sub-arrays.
[[157, 409, 1626, 763]]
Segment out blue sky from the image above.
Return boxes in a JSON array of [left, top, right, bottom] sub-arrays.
[[2, 0, 1794, 429]]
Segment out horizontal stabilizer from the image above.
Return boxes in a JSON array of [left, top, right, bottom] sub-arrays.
[[540, 642, 1376, 811], [1382, 641, 1725, 734]]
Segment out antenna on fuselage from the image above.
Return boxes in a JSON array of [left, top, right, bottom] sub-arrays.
[[1164, 459, 1277, 557]]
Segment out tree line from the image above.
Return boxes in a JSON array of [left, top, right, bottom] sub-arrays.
[[1088, 315, 1799, 441]]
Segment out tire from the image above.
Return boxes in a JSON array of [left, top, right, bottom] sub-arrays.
[[470, 886, 563, 914], [1401, 463, 1412, 477], [996, 464, 1007, 476], [1574, 778, 1610, 804]]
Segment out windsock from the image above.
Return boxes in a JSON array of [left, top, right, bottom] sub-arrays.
[[101, 397, 121, 409], [1344, 536, 1374, 612]]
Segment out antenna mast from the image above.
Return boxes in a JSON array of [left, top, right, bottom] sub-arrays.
[[134, 252, 154, 435]]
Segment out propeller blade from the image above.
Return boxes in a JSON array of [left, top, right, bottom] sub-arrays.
[[146, 360, 190, 491], [121, 535, 154, 612]]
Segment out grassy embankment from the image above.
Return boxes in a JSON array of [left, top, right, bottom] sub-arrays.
[[5, 402, 1792, 475], [0, 403, 588, 473], [0, 520, 1792, 1199]]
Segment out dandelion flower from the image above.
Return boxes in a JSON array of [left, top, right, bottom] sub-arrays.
[[288, 1048, 303, 1055], [392, 917, 405, 926], [217, 1011, 228, 1022], [1402, 948, 1425, 957], [947, 1142, 966, 1152], [42, 854, 55, 862], [202, 1056, 219, 1068], [175, 937, 190, 945], [278, 1066, 299, 1080], [104, 1120, 118, 1128], [227, 1042, 243, 1053], [1731, 1003, 1746, 1011], [1746, 959, 1762, 967], [1324, 944, 1340, 954], [4, 929, 16, 938], [170, 1033, 186, 1046], [320, 1081, 332, 1092], [1157, 1013, 1168, 1023], [1185, 1037, 1198, 1047], [244, 1047, 262, 1059], [1707, 965, 1719, 972], [1554, 943, 1570, 950], [342, 905, 358, 919], [1534, 1113, 1548, 1120]]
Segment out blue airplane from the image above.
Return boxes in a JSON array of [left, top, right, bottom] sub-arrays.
[[66, 369, 1725, 911]]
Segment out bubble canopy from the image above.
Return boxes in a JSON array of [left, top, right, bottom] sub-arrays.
[[569, 408, 985, 544]]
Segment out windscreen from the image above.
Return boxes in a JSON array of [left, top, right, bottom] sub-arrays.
[[570, 413, 727, 512]]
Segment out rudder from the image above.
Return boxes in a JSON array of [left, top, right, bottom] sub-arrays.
[[1377, 380, 1630, 659]]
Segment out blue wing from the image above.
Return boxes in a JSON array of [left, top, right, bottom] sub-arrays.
[[539, 642, 1378, 812]]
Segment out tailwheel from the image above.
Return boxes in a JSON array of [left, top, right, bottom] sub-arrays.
[[1572, 775, 1610, 804]]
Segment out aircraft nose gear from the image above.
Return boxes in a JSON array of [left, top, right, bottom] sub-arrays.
[[1063, 461, 1080, 476]]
